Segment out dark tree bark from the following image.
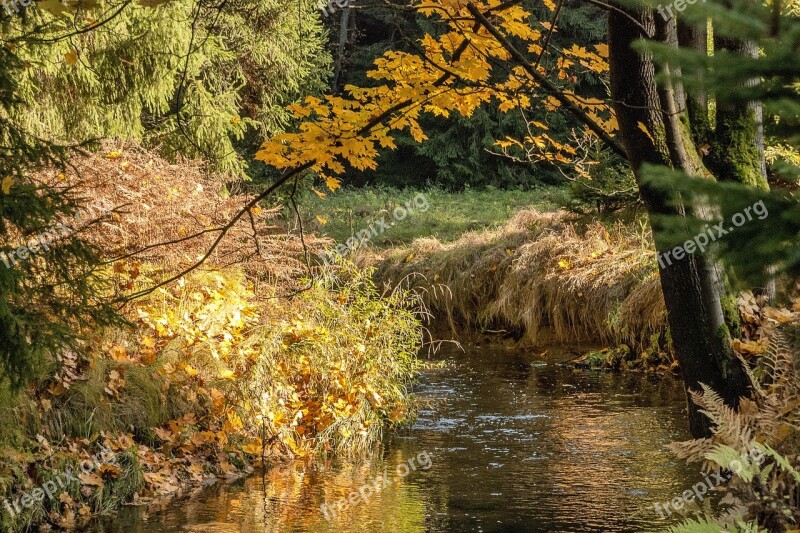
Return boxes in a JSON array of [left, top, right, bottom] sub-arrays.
[[677, 21, 710, 148], [332, 7, 352, 93], [608, 7, 751, 438]]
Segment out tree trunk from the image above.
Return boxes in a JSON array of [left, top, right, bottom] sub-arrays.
[[711, 35, 769, 190], [677, 20, 711, 148], [608, 6, 751, 438], [332, 7, 352, 93]]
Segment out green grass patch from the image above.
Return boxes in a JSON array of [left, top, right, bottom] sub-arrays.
[[294, 186, 569, 247]]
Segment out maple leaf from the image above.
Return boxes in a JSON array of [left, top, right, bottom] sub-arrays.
[[637, 121, 655, 143], [241, 439, 263, 455], [79, 472, 104, 488], [1, 176, 14, 195], [324, 176, 341, 192]]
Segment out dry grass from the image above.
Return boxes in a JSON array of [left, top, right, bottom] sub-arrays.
[[38, 142, 329, 294], [374, 209, 669, 354]]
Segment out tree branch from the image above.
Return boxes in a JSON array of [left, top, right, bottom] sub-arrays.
[[466, 2, 628, 159]]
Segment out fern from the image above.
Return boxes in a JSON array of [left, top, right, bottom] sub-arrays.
[[668, 329, 800, 530], [666, 517, 767, 533], [760, 444, 800, 485]]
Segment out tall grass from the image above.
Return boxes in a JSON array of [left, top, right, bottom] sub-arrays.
[[374, 209, 670, 362]]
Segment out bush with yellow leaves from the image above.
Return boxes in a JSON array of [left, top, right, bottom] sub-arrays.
[[0, 262, 422, 531]]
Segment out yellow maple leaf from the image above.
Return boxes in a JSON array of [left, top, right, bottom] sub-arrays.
[[637, 121, 655, 143], [316, 215, 328, 225], [1, 176, 14, 195], [109, 345, 128, 362], [242, 439, 263, 455], [324, 176, 341, 192], [593, 43, 609, 58], [557, 258, 572, 270]]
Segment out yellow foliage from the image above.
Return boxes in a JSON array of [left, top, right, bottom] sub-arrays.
[[254, 0, 611, 182]]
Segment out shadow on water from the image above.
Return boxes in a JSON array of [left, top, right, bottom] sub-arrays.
[[87, 346, 697, 532]]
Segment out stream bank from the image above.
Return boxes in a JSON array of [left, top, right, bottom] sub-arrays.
[[87, 344, 696, 533], [373, 210, 672, 370]]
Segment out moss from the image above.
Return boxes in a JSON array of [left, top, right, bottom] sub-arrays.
[[686, 97, 712, 148], [713, 107, 769, 190], [721, 293, 741, 337]]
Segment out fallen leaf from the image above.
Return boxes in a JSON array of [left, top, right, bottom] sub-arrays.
[[1, 176, 14, 195], [64, 49, 78, 65]]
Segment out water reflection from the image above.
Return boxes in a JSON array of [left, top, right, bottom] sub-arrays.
[[88, 346, 695, 532]]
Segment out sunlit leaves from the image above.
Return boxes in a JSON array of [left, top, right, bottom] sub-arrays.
[[1, 176, 14, 194], [255, 0, 612, 181]]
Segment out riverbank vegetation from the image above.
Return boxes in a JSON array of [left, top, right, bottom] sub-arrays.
[[0, 0, 799, 530], [0, 148, 423, 531], [373, 208, 667, 363]]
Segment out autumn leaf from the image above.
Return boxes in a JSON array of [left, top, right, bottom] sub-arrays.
[[79, 472, 104, 488], [109, 345, 128, 362], [64, 49, 78, 65], [324, 176, 341, 192], [316, 215, 328, 225], [763, 306, 794, 324], [1, 176, 14, 195], [241, 438, 263, 455], [637, 121, 655, 143], [48, 381, 67, 396], [732, 338, 769, 356]]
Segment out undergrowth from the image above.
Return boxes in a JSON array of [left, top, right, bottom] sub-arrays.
[[664, 323, 800, 532], [0, 262, 423, 531]]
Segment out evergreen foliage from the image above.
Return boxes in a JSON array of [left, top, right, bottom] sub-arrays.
[[639, 0, 800, 288], [0, 46, 118, 387], [0, 0, 331, 385], [3, 0, 331, 176]]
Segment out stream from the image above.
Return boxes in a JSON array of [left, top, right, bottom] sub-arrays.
[[88, 345, 697, 532]]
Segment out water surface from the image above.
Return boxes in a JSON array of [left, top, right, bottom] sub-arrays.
[[88, 346, 696, 532]]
